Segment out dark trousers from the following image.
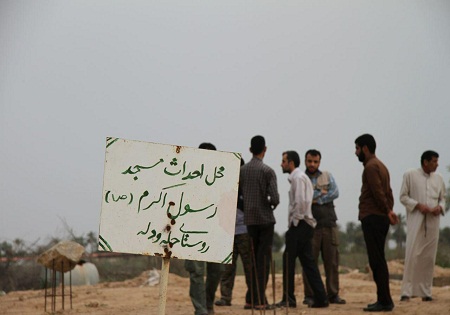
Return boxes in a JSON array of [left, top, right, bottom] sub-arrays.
[[247, 224, 274, 306], [303, 226, 340, 299], [185, 260, 223, 315], [219, 233, 252, 304], [361, 215, 393, 306], [282, 221, 327, 304]]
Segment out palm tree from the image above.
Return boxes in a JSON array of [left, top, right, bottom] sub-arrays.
[[390, 213, 406, 258], [345, 222, 365, 253], [86, 231, 98, 254]]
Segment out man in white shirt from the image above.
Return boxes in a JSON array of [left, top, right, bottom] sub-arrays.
[[399, 150, 446, 302], [275, 151, 328, 309]]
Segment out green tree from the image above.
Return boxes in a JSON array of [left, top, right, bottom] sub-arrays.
[[437, 227, 450, 267], [344, 222, 365, 253], [12, 238, 27, 257], [390, 213, 406, 257], [272, 231, 284, 252], [86, 231, 98, 254], [439, 227, 450, 246], [0, 241, 14, 269]]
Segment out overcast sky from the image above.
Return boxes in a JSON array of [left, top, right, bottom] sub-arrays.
[[1, 1, 449, 245]]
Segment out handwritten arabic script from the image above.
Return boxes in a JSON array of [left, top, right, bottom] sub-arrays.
[[99, 138, 241, 263], [121, 158, 226, 186]]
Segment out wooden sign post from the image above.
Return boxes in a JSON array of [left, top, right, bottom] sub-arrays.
[[98, 137, 240, 314]]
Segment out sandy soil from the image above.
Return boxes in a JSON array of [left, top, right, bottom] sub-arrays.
[[1, 261, 450, 315]]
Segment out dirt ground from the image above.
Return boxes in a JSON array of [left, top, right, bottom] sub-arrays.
[[1, 261, 450, 315]]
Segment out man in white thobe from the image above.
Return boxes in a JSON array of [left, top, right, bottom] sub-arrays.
[[399, 150, 446, 302]]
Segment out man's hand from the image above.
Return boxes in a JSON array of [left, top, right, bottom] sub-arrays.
[[431, 206, 442, 216], [416, 203, 431, 214], [388, 210, 399, 225]]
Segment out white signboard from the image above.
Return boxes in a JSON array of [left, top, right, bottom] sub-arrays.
[[99, 138, 241, 263]]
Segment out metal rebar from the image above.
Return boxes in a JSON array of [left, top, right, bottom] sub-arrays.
[[285, 252, 288, 315], [70, 262, 73, 309], [271, 257, 276, 315], [61, 260, 65, 310], [44, 268, 48, 312]]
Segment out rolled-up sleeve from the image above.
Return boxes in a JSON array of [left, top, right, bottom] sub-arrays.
[[317, 174, 339, 204]]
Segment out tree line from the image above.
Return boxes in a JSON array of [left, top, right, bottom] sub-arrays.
[[2, 220, 450, 293]]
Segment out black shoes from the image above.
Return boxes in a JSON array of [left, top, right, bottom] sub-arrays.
[[275, 300, 297, 308], [363, 302, 394, 312], [214, 299, 231, 306], [243, 303, 275, 310], [302, 297, 314, 305], [253, 304, 275, 310], [329, 295, 346, 304], [422, 296, 433, 302], [309, 301, 329, 308]]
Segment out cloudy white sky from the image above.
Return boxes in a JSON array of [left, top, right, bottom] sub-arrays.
[[1, 1, 449, 245]]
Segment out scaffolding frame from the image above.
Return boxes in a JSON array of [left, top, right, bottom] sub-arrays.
[[43, 259, 73, 312]]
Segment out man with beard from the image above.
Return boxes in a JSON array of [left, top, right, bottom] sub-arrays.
[[399, 150, 446, 302], [302, 149, 346, 306], [354, 134, 398, 312], [275, 150, 328, 309]]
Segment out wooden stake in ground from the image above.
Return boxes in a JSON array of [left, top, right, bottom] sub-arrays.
[[158, 258, 170, 315], [285, 252, 288, 315], [271, 258, 276, 315]]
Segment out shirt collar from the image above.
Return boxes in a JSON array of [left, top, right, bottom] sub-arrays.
[[252, 156, 263, 162], [305, 169, 322, 178], [419, 167, 431, 177], [288, 167, 301, 182]]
